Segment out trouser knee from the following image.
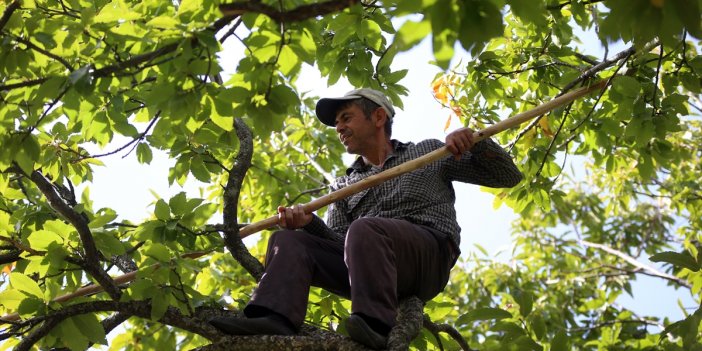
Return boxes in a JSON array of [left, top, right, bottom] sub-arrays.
[[345, 218, 386, 248]]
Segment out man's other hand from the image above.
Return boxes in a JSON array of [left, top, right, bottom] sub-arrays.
[[445, 127, 476, 160], [277, 204, 313, 229]]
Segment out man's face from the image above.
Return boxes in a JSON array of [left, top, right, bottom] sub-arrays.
[[334, 103, 376, 155]]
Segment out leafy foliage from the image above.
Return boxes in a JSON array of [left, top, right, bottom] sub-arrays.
[[1, 0, 701, 350]]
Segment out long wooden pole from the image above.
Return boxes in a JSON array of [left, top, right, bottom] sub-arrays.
[[0, 79, 607, 323]]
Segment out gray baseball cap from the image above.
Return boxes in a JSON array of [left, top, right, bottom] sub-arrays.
[[315, 88, 396, 127]]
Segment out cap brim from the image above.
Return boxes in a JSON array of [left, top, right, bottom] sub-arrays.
[[315, 95, 361, 127]]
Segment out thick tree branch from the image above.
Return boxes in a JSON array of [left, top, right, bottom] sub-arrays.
[[0, 1, 20, 31], [28, 171, 122, 300], [219, 0, 361, 23], [11, 301, 226, 351], [0, 249, 21, 265], [222, 117, 264, 280], [387, 296, 424, 350], [14, 316, 62, 351]]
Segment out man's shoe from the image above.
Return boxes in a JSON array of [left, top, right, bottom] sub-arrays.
[[345, 314, 388, 350], [208, 314, 295, 336]]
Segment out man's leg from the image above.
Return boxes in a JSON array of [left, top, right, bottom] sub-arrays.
[[246, 229, 350, 327], [344, 218, 454, 329]]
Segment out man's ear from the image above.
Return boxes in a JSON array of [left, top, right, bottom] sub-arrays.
[[374, 108, 387, 127]]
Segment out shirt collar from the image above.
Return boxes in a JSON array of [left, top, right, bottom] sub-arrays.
[[346, 139, 409, 175]]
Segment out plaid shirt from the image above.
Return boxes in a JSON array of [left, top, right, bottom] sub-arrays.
[[303, 138, 523, 250]]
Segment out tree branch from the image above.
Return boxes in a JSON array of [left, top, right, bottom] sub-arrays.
[[546, 0, 605, 11], [580, 240, 691, 289], [0, 1, 20, 31], [561, 39, 659, 92], [10, 34, 74, 71], [387, 296, 424, 350], [11, 301, 226, 351], [0, 249, 21, 265], [27, 171, 122, 300], [507, 40, 657, 151], [222, 117, 264, 280], [0, 77, 49, 92], [219, 0, 361, 23], [423, 316, 475, 351], [72, 112, 160, 161]]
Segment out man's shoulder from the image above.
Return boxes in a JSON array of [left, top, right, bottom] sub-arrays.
[[404, 138, 445, 153]]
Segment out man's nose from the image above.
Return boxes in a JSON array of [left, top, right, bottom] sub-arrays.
[[335, 122, 344, 134]]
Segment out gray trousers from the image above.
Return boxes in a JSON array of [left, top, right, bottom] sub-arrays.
[[246, 217, 457, 328]]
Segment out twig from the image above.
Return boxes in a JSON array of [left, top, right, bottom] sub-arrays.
[[218, 17, 243, 44], [534, 102, 573, 179], [0, 77, 49, 92], [286, 186, 328, 206], [561, 39, 659, 92], [580, 240, 691, 289], [422, 316, 475, 351], [20, 86, 69, 143], [651, 43, 663, 114], [567, 318, 664, 332], [507, 40, 655, 151], [73, 113, 160, 161], [11, 34, 73, 71]]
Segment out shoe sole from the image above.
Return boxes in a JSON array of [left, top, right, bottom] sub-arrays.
[[346, 315, 387, 350]]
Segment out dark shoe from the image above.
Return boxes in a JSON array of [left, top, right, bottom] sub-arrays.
[[345, 314, 388, 350], [208, 314, 295, 336]]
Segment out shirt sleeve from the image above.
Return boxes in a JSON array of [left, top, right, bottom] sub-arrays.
[[302, 214, 344, 242], [439, 138, 524, 188], [301, 182, 350, 242]]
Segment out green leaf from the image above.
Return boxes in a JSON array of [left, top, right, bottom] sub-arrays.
[[18, 297, 45, 318], [15, 134, 41, 174], [88, 208, 118, 228], [358, 19, 383, 51], [650, 251, 700, 272], [189, 155, 211, 182], [0, 289, 26, 310], [151, 292, 171, 320], [145, 243, 172, 262], [457, 307, 512, 325], [154, 199, 171, 220], [513, 289, 534, 317], [136, 143, 153, 164], [181, 203, 218, 227], [530, 313, 546, 340], [27, 229, 63, 251], [169, 192, 189, 216], [551, 331, 570, 351], [72, 314, 107, 345], [94, 232, 126, 255], [57, 317, 89, 351], [146, 16, 180, 29], [10, 272, 44, 300], [394, 20, 431, 51], [93, 0, 141, 23], [612, 76, 641, 98]]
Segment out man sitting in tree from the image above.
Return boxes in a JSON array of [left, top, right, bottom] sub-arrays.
[[209, 88, 523, 349]]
